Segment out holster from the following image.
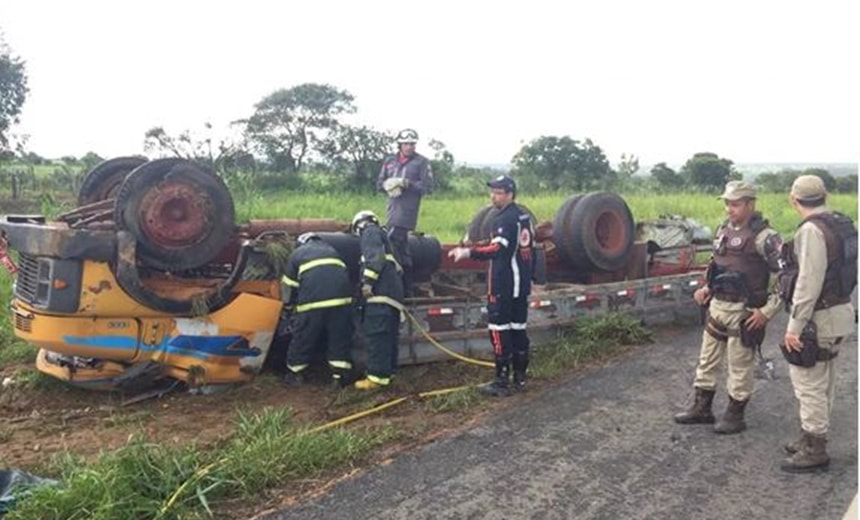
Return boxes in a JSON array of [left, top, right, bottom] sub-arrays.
[[705, 315, 738, 343], [739, 312, 766, 349], [779, 321, 839, 367]]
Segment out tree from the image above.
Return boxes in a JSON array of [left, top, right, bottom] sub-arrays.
[[835, 175, 858, 194], [511, 136, 612, 191], [650, 162, 685, 191], [320, 124, 392, 188], [243, 83, 356, 174], [614, 153, 640, 190], [680, 152, 738, 192], [0, 34, 28, 151], [144, 123, 252, 178], [427, 138, 454, 191]]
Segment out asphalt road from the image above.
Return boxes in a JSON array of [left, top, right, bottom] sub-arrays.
[[263, 312, 858, 520]]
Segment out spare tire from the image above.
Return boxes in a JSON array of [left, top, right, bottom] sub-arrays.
[[114, 158, 236, 271], [77, 156, 148, 206], [552, 192, 634, 272], [466, 204, 538, 243]]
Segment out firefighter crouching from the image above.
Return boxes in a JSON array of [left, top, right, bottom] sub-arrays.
[[281, 232, 355, 387], [351, 210, 406, 390], [674, 181, 783, 433]]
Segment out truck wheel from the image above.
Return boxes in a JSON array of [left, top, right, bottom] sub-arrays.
[[114, 158, 236, 271], [466, 204, 538, 243], [552, 192, 634, 272], [465, 205, 494, 243], [77, 156, 148, 206]]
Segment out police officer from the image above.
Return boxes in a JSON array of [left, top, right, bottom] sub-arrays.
[[351, 210, 406, 390], [674, 181, 783, 433], [448, 175, 534, 396], [779, 175, 856, 472], [281, 232, 354, 387], [376, 128, 434, 295]]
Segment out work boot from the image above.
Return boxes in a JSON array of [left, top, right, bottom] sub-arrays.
[[673, 388, 716, 425], [781, 432, 830, 473], [784, 432, 806, 455], [713, 396, 748, 434], [282, 371, 306, 387], [512, 352, 529, 393], [512, 371, 527, 393], [479, 378, 511, 397], [481, 359, 511, 397]]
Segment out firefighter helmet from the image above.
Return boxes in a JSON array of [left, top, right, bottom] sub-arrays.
[[351, 210, 379, 235], [296, 232, 320, 247], [395, 128, 419, 144]]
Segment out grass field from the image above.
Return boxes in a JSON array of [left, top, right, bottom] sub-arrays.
[[243, 191, 859, 242]]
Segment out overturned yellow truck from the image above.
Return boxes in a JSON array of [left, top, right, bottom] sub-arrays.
[[0, 157, 707, 391]]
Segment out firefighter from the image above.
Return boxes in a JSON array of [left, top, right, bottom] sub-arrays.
[[376, 128, 434, 295], [778, 175, 856, 472], [351, 210, 405, 390], [448, 175, 534, 397], [673, 181, 783, 433], [281, 232, 355, 387]]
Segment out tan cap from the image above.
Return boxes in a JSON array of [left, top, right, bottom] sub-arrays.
[[790, 175, 827, 201], [718, 180, 757, 201]]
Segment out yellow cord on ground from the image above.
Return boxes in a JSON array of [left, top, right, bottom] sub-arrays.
[[309, 396, 409, 433], [403, 309, 495, 368]]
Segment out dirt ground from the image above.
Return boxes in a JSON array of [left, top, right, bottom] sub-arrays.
[[0, 341, 627, 518]]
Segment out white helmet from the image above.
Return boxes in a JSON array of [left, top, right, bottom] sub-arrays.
[[395, 128, 419, 144], [296, 232, 320, 247], [351, 210, 379, 235]]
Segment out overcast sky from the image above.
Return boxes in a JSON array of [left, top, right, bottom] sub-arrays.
[[1, 0, 857, 167]]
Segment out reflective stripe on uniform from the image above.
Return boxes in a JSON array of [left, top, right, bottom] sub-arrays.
[[298, 257, 346, 275], [491, 236, 509, 248], [287, 364, 309, 373], [281, 275, 299, 287], [385, 254, 403, 273], [295, 297, 353, 313], [488, 323, 511, 331], [367, 374, 391, 385], [328, 360, 353, 370], [363, 268, 380, 280], [366, 295, 405, 311]]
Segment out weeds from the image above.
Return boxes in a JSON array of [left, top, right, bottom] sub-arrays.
[[423, 387, 482, 413], [6, 407, 396, 520]]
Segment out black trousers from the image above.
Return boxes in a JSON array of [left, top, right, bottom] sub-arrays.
[[487, 296, 530, 377], [286, 305, 354, 374], [388, 226, 412, 294], [362, 303, 401, 380]]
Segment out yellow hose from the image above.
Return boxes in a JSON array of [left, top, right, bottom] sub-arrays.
[[403, 309, 495, 368]]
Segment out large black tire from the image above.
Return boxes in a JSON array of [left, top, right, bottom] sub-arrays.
[[552, 192, 634, 272], [77, 156, 148, 206], [466, 204, 538, 243], [114, 158, 236, 271]]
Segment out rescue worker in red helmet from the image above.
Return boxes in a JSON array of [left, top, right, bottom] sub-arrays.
[[281, 232, 355, 387], [376, 128, 434, 296], [351, 210, 405, 390]]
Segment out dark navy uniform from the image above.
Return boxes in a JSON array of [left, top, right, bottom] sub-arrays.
[[281, 239, 354, 383], [469, 200, 534, 390]]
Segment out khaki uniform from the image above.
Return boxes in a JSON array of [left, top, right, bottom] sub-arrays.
[[694, 228, 782, 400], [786, 207, 855, 435]]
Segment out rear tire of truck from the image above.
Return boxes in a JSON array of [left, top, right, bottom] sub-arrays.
[[466, 204, 538, 243], [77, 156, 148, 206], [114, 158, 236, 271], [552, 192, 634, 272]]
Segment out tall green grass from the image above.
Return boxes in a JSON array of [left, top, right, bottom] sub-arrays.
[[6, 408, 397, 520], [241, 191, 858, 243]]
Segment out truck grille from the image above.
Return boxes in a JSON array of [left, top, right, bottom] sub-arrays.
[[15, 253, 44, 304], [14, 312, 32, 333]]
